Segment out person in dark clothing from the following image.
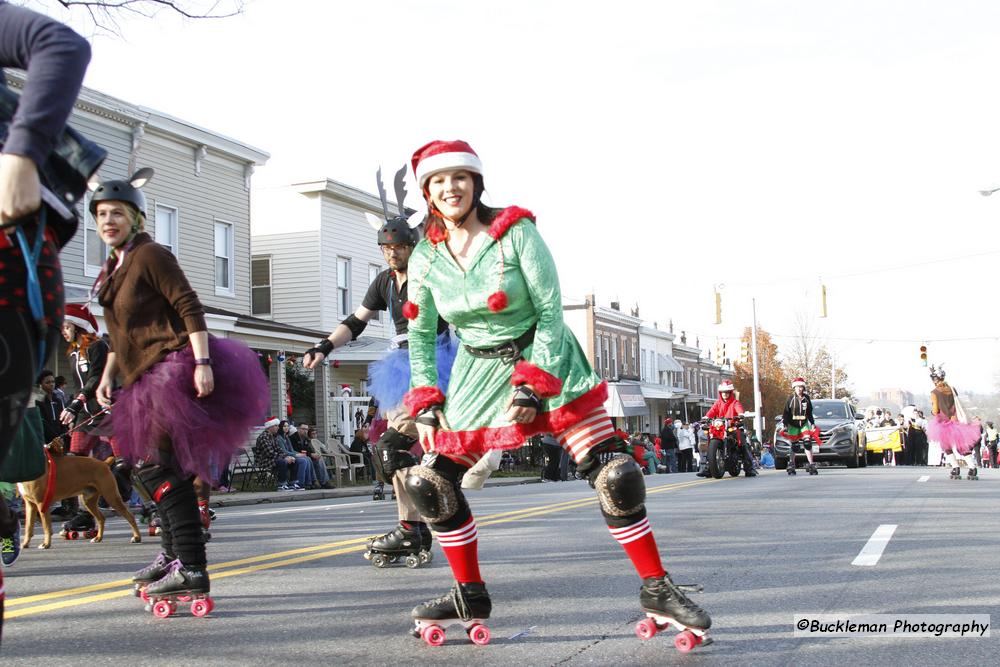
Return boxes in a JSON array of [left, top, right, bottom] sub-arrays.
[[0, 2, 95, 642], [658, 418, 678, 473], [35, 368, 65, 443], [349, 427, 374, 480]]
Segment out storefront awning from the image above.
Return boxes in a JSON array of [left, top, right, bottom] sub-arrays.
[[640, 384, 677, 400], [657, 353, 684, 373], [605, 382, 649, 417]]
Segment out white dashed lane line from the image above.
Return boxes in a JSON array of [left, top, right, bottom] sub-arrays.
[[852, 524, 898, 566], [918, 475, 929, 482]]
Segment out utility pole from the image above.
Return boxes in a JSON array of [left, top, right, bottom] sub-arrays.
[[750, 298, 763, 442]]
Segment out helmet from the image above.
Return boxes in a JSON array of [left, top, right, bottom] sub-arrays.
[[378, 217, 417, 246], [718, 380, 735, 393], [88, 168, 154, 216]]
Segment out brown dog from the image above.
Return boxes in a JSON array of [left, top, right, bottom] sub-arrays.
[[18, 440, 142, 549]]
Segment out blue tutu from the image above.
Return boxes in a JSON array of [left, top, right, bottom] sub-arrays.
[[368, 332, 458, 415]]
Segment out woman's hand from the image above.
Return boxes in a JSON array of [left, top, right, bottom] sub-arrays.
[[194, 365, 214, 398], [0, 154, 41, 228], [416, 409, 450, 452], [505, 384, 539, 425], [96, 377, 113, 408]]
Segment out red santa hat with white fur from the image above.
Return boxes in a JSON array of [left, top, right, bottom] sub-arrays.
[[65, 303, 99, 334]]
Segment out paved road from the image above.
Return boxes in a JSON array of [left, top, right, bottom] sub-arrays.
[[3, 467, 997, 665]]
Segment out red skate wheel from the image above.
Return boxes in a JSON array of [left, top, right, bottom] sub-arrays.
[[191, 599, 211, 617], [68, 531, 78, 540], [204, 597, 215, 614], [148, 526, 157, 536], [139, 589, 150, 603], [152, 600, 174, 619], [421, 625, 446, 646], [635, 618, 658, 641], [674, 630, 697, 652], [469, 624, 491, 645]]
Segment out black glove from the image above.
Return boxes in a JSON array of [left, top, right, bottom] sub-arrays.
[[65, 397, 84, 418], [511, 386, 542, 411], [305, 339, 334, 361]]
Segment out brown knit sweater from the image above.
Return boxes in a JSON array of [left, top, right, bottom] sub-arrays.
[[97, 233, 207, 387]]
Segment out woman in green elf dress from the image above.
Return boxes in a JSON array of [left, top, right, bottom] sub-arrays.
[[398, 140, 712, 648]]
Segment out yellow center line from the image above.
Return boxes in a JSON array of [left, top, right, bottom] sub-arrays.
[[7, 476, 723, 618]]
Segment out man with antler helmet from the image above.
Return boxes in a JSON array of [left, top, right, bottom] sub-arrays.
[[303, 166, 457, 568]]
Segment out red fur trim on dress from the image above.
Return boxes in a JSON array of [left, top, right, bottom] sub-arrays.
[[403, 386, 445, 416], [511, 360, 563, 397], [431, 382, 608, 456], [487, 206, 535, 240]]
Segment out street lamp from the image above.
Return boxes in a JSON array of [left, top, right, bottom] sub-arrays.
[[979, 187, 1000, 196]]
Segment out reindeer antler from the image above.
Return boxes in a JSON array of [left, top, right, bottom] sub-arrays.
[[375, 167, 391, 221], [393, 165, 408, 218]]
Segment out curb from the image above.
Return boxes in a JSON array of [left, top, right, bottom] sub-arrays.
[[208, 477, 543, 509]]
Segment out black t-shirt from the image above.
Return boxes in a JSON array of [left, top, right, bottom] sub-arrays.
[[362, 268, 448, 337]]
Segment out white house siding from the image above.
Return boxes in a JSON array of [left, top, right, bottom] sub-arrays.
[[251, 230, 322, 328], [320, 196, 390, 340], [138, 132, 252, 313]]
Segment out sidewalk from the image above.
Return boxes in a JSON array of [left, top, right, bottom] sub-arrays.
[[209, 476, 543, 509]]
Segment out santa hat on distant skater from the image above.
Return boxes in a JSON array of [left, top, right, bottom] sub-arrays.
[[65, 303, 99, 334], [411, 139, 483, 188], [263, 416, 280, 428], [791, 377, 807, 388]]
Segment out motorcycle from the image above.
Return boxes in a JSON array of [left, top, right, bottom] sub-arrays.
[[703, 417, 748, 479]]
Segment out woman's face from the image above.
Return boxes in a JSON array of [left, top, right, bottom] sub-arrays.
[[61, 321, 77, 343], [95, 201, 134, 248], [427, 169, 475, 222]]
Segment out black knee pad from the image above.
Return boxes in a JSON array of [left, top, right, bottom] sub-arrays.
[[374, 428, 418, 483], [111, 458, 133, 499], [593, 454, 646, 519], [404, 463, 463, 524], [133, 464, 188, 504]]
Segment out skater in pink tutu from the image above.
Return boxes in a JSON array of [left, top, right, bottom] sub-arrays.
[[92, 168, 269, 603], [926, 365, 980, 480]]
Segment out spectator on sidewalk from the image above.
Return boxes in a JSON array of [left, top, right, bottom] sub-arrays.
[[254, 417, 310, 490], [36, 369, 66, 444], [291, 422, 333, 489], [659, 418, 678, 473], [279, 420, 315, 488], [677, 422, 695, 472], [350, 426, 374, 480]]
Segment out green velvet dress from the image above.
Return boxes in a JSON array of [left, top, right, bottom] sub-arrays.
[[405, 207, 606, 458]]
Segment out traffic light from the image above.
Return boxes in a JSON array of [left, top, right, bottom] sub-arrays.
[[739, 339, 750, 364], [714, 290, 722, 325], [714, 342, 727, 366], [919, 345, 928, 367]]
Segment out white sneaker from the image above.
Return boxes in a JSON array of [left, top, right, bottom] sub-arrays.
[[278, 483, 290, 491], [291, 483, 304, 490]]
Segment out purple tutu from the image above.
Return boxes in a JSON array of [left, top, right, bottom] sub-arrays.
[[108, 337, 269, 482], [926, 414, 980, 455], [367, 332, 458, 415]]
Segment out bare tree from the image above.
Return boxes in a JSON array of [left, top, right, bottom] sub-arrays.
[[20, 0, 246, 34], [783, 309, 852, 400]]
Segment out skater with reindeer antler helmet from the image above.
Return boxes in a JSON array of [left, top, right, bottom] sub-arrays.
[[399, 139, 712, 651], [782, 377, 821, 475], [303, 165, 459, 570], [90, 168, 269, 616], [927, 365, 981, 480]]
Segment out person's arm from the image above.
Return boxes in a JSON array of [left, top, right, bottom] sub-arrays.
[[96, 351, 118, 407], [705, 402, 719, 419], [302, 304, 377, 368], [782, 398, 793, 426], [0, 3, 91, 226]]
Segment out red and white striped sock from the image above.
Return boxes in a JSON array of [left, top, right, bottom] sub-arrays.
[[608, 517, 666, 580], [433, 517, 482, 584], [558, 408, 617, 463]]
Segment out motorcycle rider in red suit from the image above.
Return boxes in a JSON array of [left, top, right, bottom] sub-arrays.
[[699, 381, 757, 477]]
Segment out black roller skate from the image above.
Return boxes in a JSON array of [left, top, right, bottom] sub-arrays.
[[787, 461, 797, 475], [373, 481, 386, 501], [635, 573, 712, 653], [364, 523, 432, 568], [133, 551, 173, 601], [411, 581, 492, 646], [60, 510, 97, 541], [967, 468, 979, 481], [143, 559, 214, 618], [949, 467, 961, 480], [807, 463, 818, 475]]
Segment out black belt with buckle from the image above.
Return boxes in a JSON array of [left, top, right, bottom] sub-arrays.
[[464, 325, 536, 364]]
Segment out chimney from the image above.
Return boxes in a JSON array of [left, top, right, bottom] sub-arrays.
[[610, 301, 620, 311]]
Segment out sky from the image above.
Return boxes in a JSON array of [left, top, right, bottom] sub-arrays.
[[29, 0, 1000, 398]]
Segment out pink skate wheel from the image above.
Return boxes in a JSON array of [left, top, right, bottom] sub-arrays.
[[674, 630, 697, 652], [469, 624, 491, 645], [139, 589, 149, 603], [148, 526, 157, 536], [67, 531, 77, 540], [152, 600, 173, 619], [635, 618, 658, 641], [422, 625, 446, 646], [191, 599, 211, 617], [204, 597, 215, 614]]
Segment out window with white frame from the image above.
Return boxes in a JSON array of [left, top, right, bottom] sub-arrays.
[[214, 220, 234, 293], [368, 264, 381, 323], [611, 336, 619, 378], [251, 256, 271, 316], [602, 336, 610, 376], [154, 204, 178, 255], [595, 337, 603, 375], [83, 193, 108, 277], [337, 257, 351, 316]]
